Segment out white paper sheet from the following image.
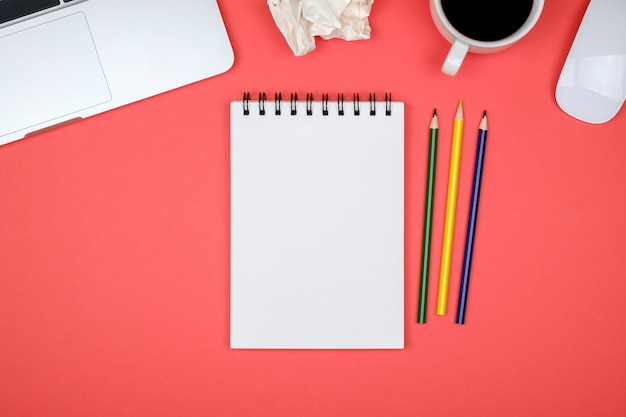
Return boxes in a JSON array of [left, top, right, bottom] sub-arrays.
[[268, 0, 374, 56], [230, 98, 404, 349]]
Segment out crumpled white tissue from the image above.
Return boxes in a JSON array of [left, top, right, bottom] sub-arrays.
[[267, 0, 374, 56]]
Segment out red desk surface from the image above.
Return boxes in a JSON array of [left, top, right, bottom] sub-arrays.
[[1, 1, 625, 416]]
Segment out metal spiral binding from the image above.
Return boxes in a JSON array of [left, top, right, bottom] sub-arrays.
[[338, 94, 344, 116], [306, 93, 314, 116], [322, 94, 329, 116], [275, 93, 282, 115], [259, 92, 266, 115], [243, 92, 250, 115], [290, 93, 298, 115], [243, 92, 393, 116]]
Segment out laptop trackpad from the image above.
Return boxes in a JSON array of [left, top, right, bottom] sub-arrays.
[[0, 13, 111, 136]]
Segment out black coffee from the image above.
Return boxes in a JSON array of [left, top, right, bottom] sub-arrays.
[[441, 0, 533, 42]]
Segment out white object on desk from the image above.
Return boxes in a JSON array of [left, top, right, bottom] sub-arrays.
[[230, 94, 404, 349], [267, 0, 373, 56], [556, 0, 626, 124], [0, 0, 233, 146]]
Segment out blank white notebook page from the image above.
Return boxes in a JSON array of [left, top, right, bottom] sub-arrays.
[[230, 97, 404, 349]]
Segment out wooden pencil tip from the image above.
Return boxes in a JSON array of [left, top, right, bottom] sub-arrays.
[[455, 101, 464, 120], [483, 110, 487, 118], [430, 110, 439, 129], [480, 112, 488, 130]]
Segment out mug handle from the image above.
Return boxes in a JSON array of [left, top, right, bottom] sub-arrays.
[[442, 39, 469, 76]]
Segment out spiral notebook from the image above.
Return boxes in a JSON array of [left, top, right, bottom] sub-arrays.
[[230, 93, 404, 349]]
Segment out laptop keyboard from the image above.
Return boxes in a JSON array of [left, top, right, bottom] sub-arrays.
[[0, 0, 78, 26]]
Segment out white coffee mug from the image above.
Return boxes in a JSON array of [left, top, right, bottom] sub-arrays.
[[430, 0, 544, 76]]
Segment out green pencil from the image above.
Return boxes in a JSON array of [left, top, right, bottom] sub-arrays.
[[418, 109, 438, 323]]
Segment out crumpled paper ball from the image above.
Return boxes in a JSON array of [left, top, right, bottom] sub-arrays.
[[267, 0, 374, 56]]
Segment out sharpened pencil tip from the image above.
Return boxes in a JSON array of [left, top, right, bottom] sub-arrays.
[[455, 101, 464, 120], [479, 112, 488, 130], [430, 109, 439, 129], [483, 110, 487, 118]]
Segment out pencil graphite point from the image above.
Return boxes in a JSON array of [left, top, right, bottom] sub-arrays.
[[480, 111, 488, 130], [455, 101, 464, 120], [431, 109, 439, 129]]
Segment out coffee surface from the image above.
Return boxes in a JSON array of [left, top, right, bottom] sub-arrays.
[[441, 0, 533, 42]]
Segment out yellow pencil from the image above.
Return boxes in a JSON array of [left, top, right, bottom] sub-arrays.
[[437, 100, 464, 315]]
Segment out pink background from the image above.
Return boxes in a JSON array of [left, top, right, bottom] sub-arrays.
[[2, 0, 626, 416]]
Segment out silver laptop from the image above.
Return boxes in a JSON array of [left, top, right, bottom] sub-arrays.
[[0, 0, 234, 147]]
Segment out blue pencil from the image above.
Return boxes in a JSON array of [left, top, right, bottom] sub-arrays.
[[456, 111, 488, 325]]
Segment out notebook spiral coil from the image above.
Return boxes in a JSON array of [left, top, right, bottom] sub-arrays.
[[242, 92, 393, 116]]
